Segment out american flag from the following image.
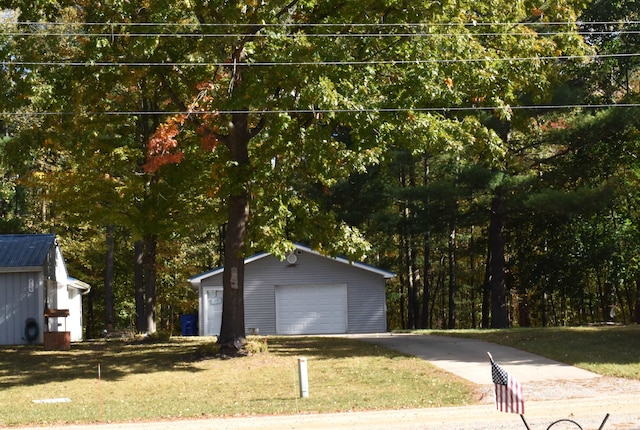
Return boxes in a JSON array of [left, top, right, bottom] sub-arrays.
[[489, 354, 525, 414]]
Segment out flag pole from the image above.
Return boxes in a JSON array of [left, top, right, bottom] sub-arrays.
[[519, 414, 531, 430]]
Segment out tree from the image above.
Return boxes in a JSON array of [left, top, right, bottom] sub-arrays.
[[1, 0, 597, 338], [0, 1, 223, 334], [145, 1, 418, 349], [502, 0, 640, 326], [143, 2, 469, 344], [512, 106, 640, 326]]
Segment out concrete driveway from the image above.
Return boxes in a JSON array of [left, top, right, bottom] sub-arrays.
[[352, 333, 600, 384]]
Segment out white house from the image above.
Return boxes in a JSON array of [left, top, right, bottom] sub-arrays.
[[0, 234, 91, 346], [189, 244, 394, 336]]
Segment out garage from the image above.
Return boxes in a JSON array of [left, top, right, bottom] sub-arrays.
[[275, 284, 347, 335], [190, 244, 393, 336]]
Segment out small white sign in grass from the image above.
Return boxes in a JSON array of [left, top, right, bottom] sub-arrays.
[[32, 398, 72, 404]]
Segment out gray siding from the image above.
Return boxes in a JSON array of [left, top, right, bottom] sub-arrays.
[[199, 276, 221, 337], [198, 249, 387, 335], [197, 285, 205, 336], [0, 236, 85, 345], [0, 271, 44, 345], [345, 270, 387, 333]]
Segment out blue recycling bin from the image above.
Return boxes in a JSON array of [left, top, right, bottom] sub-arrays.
[[180, 314, 197, 336]]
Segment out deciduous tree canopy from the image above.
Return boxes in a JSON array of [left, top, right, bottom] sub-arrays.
[[1, 0, 639, 341]]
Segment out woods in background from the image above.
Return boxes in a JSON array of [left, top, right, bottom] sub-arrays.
[[1, 0, 638, 336]]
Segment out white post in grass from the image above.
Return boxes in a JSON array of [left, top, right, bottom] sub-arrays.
[[298, 357, 309, 398]]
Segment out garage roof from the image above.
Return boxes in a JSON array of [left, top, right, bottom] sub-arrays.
[[189, 243, 395, 287]]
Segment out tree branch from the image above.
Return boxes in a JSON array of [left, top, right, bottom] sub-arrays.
[[249, 116, 267, 139], [157, 70, 190, 114], [275, 0, 302, 20]]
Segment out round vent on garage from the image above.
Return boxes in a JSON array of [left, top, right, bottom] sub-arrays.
[[286, 253, 298, 265]]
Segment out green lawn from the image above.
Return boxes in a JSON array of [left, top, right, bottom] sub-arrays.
[[0, 336, 473, 427], [2, 326, 638, 427], [430, 325, 640, 379]]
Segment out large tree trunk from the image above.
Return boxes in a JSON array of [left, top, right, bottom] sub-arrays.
[[134, 240, 145, 332], [399, 237, 408, 329], [634, 278, 640, 324], [218, 112, 250, 352], [489, 189, 509, 328], [408, 163, 421, 330], [481, 247, 491, 329], [469, 227, 478, 329], [420, 156, 431, 329], [409, 243, 421, 329], [421, 234, 431, 329], [104, 225, 115, 331], [402, 230, 418, 330], [399, 165, 415, 329], [86, 285, 95, 338], [447, 225, 456, 329], [144, 234, 158, 334]]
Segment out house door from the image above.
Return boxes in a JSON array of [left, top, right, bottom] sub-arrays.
[[204, 288, 223, 336]]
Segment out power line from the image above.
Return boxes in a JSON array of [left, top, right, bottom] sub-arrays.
[[5, 20, 640, 27], [3, 29, 640, 38], [3, 52, 637, 68], [2, 19, 639, 38], [4, 104, 640, 117]]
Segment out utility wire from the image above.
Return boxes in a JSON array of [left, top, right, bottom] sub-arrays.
[[3, 29, 640, 38], [2, 20, 638, 38], [5, 20, 640, 27], [3, 21, 636, 42], [3, 52, 637, 67], [4, 104, 640, 117], [2, 23, 637, 115]]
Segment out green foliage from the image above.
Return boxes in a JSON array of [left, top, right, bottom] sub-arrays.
[[524, 183, 617, 217], [1, 0, 639, 335]]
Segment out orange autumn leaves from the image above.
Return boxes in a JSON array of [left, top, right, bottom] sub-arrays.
[[143, 81, 220, 173], [143, 115, 186, 173]]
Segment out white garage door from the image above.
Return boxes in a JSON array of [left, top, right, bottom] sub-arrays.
[[275, 284, 348, 335]]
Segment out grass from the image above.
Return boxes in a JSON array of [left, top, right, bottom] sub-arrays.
[[430, 325, 640, 379], [3, 326, 639, 427], [0, 336, 474, 427]]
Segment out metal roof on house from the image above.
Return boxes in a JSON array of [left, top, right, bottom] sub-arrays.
[[189, 243, 395, 286], [0, 234, 57, 269]]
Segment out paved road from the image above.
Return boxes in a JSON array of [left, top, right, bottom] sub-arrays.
[[15, 334, 640, 430]]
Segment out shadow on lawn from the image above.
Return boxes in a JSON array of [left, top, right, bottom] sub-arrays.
[[0, 337, 403, 389], [0, 339, 205, 388]]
